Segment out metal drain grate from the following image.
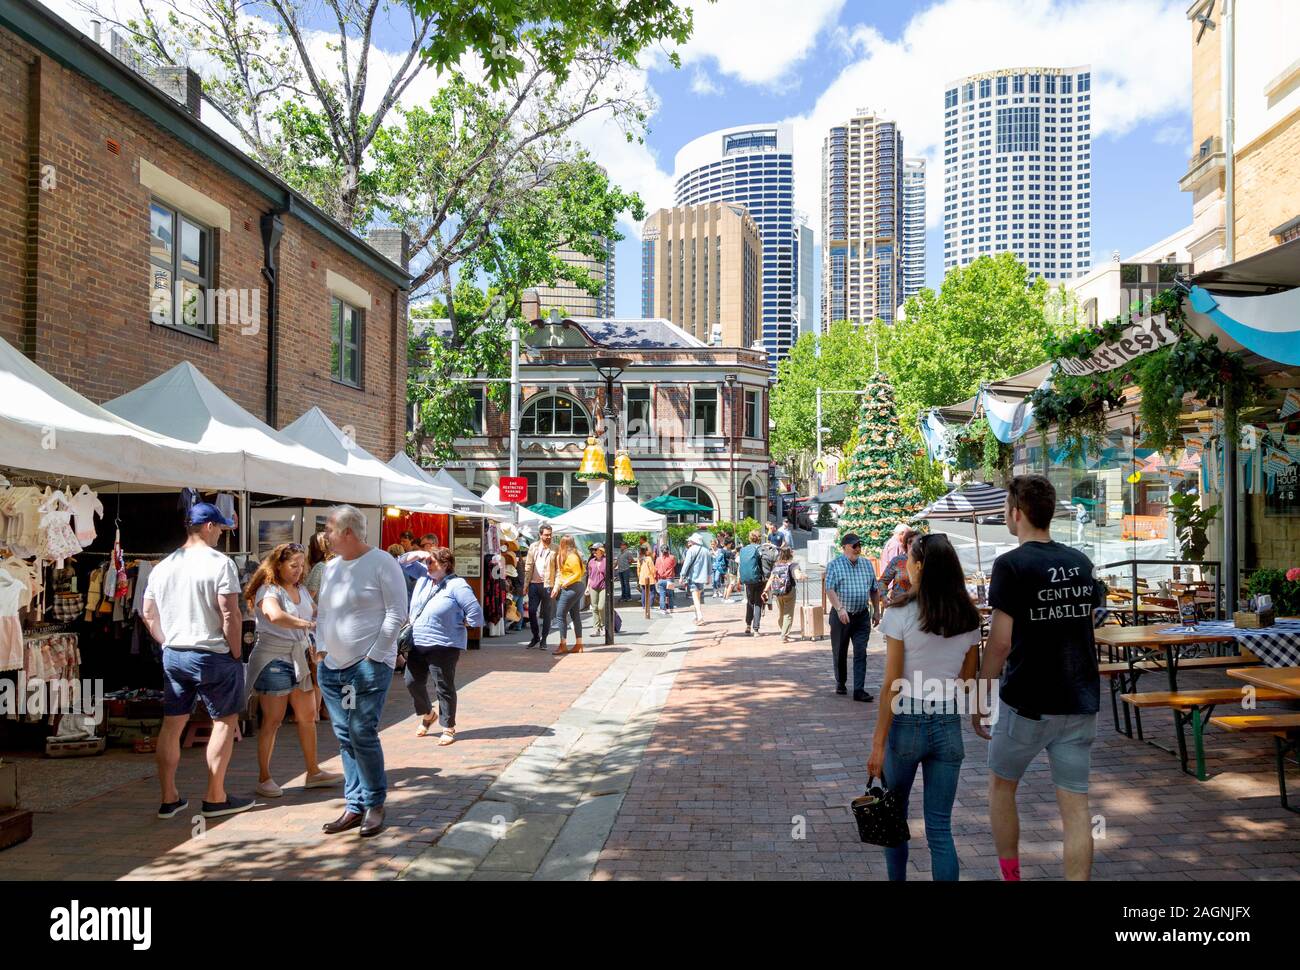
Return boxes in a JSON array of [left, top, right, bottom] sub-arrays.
[[644, 650, 668, 658]]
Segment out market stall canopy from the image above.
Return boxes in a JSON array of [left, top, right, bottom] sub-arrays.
[[387, 451, 438, 485], [104, 362, 382, 503], [527, 503, 566, 519], [428, 468, 491, 510], [281, 407, 453, 510], [815, 482, 846, 504], [473, 483, 548, 535], [548, 483, 667, 536], [641, 494, 714, 514], [1184, 237, 1300, 371], [0, 335, 242, 489], [914, 482, 1008, 521]]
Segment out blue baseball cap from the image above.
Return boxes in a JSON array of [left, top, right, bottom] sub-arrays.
[[188, 502, 235, 528]]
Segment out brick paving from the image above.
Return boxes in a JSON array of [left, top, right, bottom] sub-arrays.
[[0, 624, 624, 881], [594, 597, 1300, 881]]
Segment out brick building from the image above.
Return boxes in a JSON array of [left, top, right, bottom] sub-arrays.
[[420, 315, 773, 524], [0, 0, 410, 457]]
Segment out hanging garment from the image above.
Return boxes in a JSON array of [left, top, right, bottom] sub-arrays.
[[0, 486, 43, 556], [36, 489, 80, 567], [68, 484, 104, 546], [0, 570, 25, 671], [112, 532, 129, 600], [132, 560, 154, 614], [215, 493, 237, 527]]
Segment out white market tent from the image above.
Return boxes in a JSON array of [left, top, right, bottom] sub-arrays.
[[104, 362, 384, 503], [0, 335, 240, 489], [387, 451, 438, 485], [430, 468, 490, 510], [549, 482, 666, 536], [477, 482, 548, 535], [281, 407, 453, 510]]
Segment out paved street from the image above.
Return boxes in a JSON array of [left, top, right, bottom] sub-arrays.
[[2, 579, 1299, 881]]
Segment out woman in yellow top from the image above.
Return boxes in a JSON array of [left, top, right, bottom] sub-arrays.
[[550, 535, 587, 656], [636, 542, 656, 619]]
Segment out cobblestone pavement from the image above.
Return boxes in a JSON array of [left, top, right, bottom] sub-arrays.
[[3, 588, 1298, 881], [593, 596, 1300, 882]]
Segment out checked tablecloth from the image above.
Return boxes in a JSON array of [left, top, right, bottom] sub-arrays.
[[1194, 619, 1300, 668]]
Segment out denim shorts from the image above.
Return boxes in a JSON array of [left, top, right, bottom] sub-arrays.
[[988, 702, 1097, 794], [253, 658, 299, 696], [162, 648, 245, 718]]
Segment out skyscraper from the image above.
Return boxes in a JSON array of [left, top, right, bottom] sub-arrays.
[[674, 123, 797, 373], [535, 238, 615, 318], [902, 158, 927, 301], [820, 111, 904, 329], [640, 203, 763, 348], [942, 66, 1093, 282], [796, 215, 815, 338]]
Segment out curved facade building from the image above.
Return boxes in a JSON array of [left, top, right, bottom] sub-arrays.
[[673, 123, 800, 373], [942, 65, 1092, 282]]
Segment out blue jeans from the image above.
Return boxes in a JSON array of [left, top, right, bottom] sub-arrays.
[[318, 658, 392, 813], [618, 570, 631, 601], [881, 712, 964, 881], [655, 579, 674, 611]]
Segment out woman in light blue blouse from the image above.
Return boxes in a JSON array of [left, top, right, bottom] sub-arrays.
[[398, 545, 484, 745]]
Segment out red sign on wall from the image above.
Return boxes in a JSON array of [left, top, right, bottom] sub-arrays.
[[499, 476, 528, 503]]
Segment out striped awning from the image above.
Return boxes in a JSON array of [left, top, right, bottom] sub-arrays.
[[914, 482, 1008, 520]]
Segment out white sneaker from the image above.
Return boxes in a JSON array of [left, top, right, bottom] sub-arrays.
[[254, 779, 283, 799], [305, 770, 343, 789]]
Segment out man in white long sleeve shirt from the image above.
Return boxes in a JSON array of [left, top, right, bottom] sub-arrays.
[[315, 505, 408, 838]]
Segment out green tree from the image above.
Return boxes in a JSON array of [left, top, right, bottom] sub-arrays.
[[837, 373, 924, 555], [770, 320, 885, 468], [86, 0, 692, 227], [887, 254, 1056, 431], [408, 158, 643, 461]]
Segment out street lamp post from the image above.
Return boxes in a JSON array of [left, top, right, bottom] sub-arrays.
[[724, 373, 738, 522], [592, 356, 630, 645]]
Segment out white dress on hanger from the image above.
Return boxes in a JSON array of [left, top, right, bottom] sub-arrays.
[[68, 484, 104, 546], [37, 489, 81, 567]]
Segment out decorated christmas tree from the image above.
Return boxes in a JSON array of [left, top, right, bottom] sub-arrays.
[[838, 373, 925, 555]]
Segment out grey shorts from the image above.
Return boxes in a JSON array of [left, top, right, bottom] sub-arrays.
[[988, 703, 1097, 794]]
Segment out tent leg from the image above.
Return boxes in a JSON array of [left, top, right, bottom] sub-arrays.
[[973, 515, 983, 575]]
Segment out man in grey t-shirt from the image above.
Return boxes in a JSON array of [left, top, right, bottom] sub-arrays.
[[141, 502, 252, 822], [315, 505, 408, 838]]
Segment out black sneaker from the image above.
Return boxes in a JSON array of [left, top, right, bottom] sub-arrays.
[[525, 638, 540, 649], [835, 686, 847, 696], [853, 690, 874, 703], [157, 797, 189, 819], [201, 794, 255, 819]]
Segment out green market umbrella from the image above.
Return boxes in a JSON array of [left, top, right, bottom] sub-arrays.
[[526, 502, 566, 518], [642, 495, 713, 513]]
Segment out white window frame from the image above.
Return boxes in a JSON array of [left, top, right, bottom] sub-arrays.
[[691, 385, 720, 437]]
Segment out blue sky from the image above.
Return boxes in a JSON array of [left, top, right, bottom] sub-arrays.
[[591, 0, 1194, 318]]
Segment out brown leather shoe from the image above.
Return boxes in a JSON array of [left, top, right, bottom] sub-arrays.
[[322, 810, 362, 835], [359, 806, 386, 838]]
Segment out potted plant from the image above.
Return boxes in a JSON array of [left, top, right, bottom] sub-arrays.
[[1167, 491, 1219, 562]]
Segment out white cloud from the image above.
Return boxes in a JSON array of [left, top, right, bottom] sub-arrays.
[[649, 0, 847, 86], [1153, 123, 1189, 147], [689, 67, 723, 96], [784, 0, 1191, 239]]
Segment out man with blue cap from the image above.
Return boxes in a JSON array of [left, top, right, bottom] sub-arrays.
[[141, 501, 253, 821]]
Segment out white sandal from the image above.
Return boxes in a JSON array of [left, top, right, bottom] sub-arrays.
[[437, 728, 456, 746]]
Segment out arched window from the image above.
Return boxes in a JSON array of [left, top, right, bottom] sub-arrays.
[[520, 395, 590, 437], [666, 484, 715, 524], [742, 479, 763, 522]]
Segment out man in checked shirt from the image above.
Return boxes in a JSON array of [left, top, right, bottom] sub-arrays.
[[824, 532, 881, 702]]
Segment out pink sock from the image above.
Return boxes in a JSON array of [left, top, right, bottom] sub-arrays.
[[999, 858, 1021, 881]]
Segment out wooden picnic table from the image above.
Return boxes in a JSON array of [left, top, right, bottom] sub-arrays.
[[1092, 625, 1236, 693], [1227, 666, 1300, 698]]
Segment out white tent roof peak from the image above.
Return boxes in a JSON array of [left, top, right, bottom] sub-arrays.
[[281, 407, 453, 510], [429, 468, 488, 507], [387, 451, 438, 485], [549, 481, 666, 536]]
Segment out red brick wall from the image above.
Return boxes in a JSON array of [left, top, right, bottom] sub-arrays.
[[0, 31, 406, 459]]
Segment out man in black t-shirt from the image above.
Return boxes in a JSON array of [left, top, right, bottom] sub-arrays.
[[972, 475, 1104, 882]]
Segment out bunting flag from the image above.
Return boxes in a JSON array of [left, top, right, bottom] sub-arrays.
[[920, 410, 951, 463], [1187, 285, 1300, 366], [1282, 389, 1300, 419], [979, 387, 1035, 444]]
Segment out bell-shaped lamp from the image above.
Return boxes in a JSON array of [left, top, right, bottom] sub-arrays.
[[575, 435, 610, 480], [613, 449, 637, 489]]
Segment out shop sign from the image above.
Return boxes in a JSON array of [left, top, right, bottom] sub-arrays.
[[1055, 314, 1179, 377]]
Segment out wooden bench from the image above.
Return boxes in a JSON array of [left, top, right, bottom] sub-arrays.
[[1209, 713, 1300, 814], [1100, 655, 1262, 738], [1119, 687, 1293, 780]]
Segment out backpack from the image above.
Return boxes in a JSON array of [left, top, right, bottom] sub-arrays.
[[770, 562, 794, 597], [738, 544, 764, 584]]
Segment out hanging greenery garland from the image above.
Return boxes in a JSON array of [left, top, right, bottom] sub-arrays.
[[1028, 289, 1263, 455], [942, 417, 1014, 481]]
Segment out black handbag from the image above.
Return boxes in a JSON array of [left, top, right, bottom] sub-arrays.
[[850, 775, 911, 848]]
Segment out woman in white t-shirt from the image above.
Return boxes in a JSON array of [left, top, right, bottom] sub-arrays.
[[867, 533, 981, 882]]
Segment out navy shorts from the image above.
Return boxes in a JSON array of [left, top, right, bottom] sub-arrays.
[[162, 648, 245, 718]]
